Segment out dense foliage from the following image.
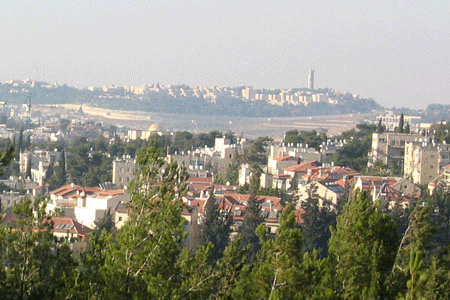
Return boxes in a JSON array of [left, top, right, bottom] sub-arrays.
[[331, 123, 377, 172]]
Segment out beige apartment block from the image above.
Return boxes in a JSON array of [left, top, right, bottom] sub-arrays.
[[368, 132, 421, 168], [404, 141, 450, 185]]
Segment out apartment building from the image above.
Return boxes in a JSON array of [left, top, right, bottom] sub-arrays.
[[403, 140, 450, 185], [368, 132, 421, 168], [112, 157, 136, 187]]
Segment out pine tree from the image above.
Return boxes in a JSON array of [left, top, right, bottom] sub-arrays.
[[430, 184, 450, 248], [398, 248, 426, 300], [328, 190, 398, 299], [0, 198, 78, 299], [239, 194, 264, 263], [176, 244, 216, 299], [386, 203, 434, 299], [301, 182, 336, 257], [199, 194, 232, 261], [213, 238, 249, 299], [263, 204, 304, 299], [83, 141, 190, 299], [422, 246, 450, 299], [233, 205, 304, 299]]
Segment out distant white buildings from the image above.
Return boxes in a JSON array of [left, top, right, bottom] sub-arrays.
[[377, 112, 421, 132]]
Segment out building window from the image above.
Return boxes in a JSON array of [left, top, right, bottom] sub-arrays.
[[118, 217, 122, 222]]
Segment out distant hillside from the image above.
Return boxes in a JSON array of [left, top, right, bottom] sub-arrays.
[[0, 79, 381, 117], [388, 104, 450, 123], [422, 104, 450, 122]]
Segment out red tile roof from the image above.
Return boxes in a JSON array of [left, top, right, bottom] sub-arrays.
[[273, 155, 295, 161], [283, 160, 321, 173], [50, 217, 93, 239], [50, 184, 102, 197], [294, 209, 306, 224], [191, 199, 207, 213], [221, 193, 284, 212], [355, 176, 399, 190], [303, 166, 359, 181], [51, 183, 82, 196], [97, 189, 124, 197], [1, 213, 17, 226], [276, 174, 292, 179], [187, 177, 213, 184]]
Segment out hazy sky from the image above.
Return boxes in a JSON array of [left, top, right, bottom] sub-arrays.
[[1, 1, 449, 108]]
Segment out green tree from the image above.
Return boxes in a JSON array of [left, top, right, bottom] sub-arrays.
[[176, 244, 217, 300], [430, 184, 450, 248], [404, 122, 410, 134], [398, 248, 427, 300], [249, 164, 262, 194], [422, 246, 450, 299], [377, 118, 385, 133], [224, 154, 240, 185], [0, 144, 15, 177], [199, 194, 232, 261], [284, 130, 326, 151], [301, 183, 336, 258], [212, 237, 249, 299], [258, 204, 304, 299], [239, 194, 264, 263], [386, 203, 434, 299], [328, 190, 398, 299], [331, 137, 371, 171], [398, 113, 405, 133], [66, 138, 112, 186], [83, 141, 191, 299], [0, 198, 78, 299], [243, 136, 272, 165], [46, 149, 67, 189]]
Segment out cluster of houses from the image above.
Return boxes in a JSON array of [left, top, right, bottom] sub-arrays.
[[4, 117, 450, 247], [106, 136, 426, 247]]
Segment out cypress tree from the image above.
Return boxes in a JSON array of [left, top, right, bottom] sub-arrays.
[[399, 113, 405, 133], [377, 118, 384, 133]]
